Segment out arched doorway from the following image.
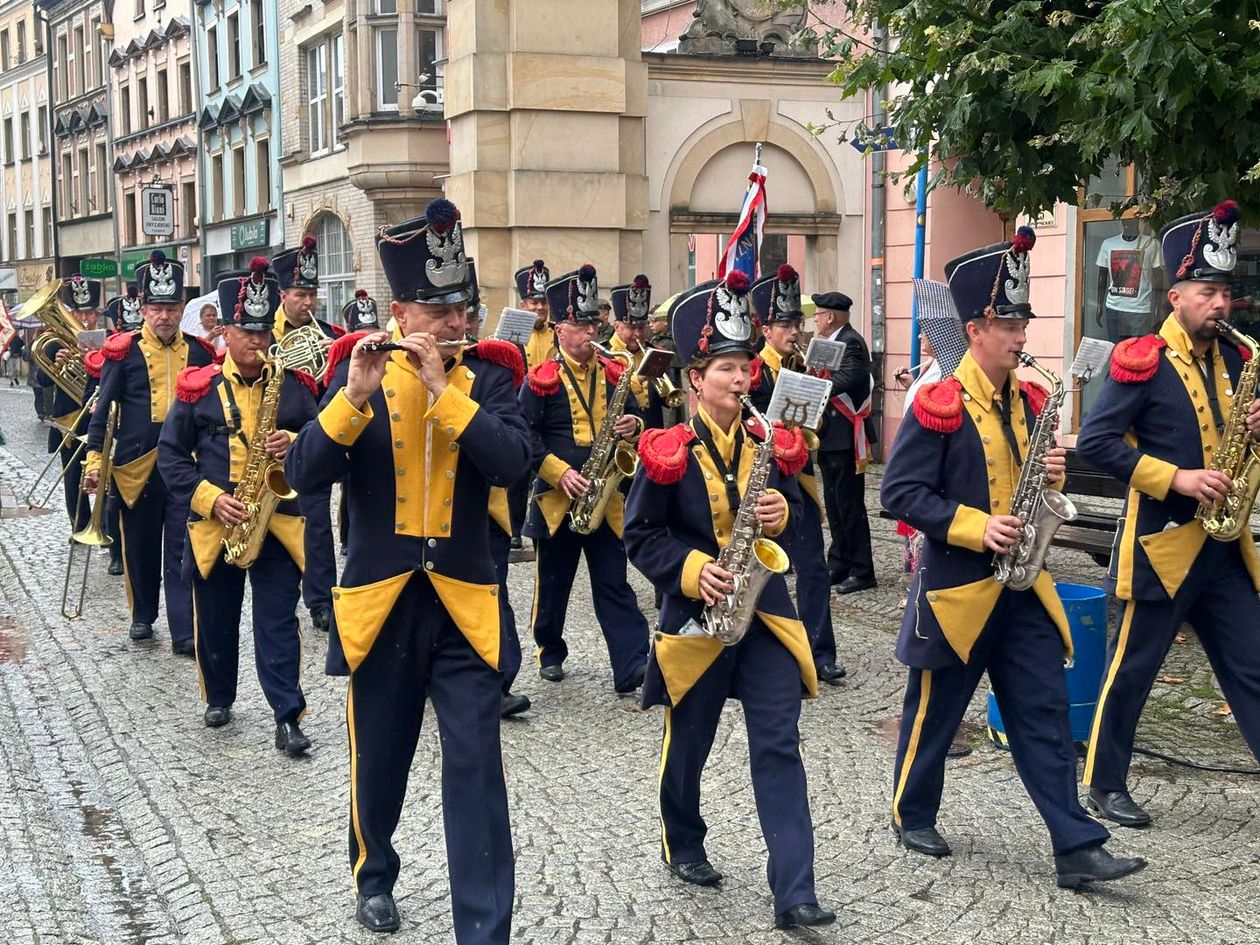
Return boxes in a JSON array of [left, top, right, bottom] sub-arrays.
[[311, 211, 355, 325]]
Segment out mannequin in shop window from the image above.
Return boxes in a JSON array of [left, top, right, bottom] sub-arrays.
[[1095, 218, 1164, 342]]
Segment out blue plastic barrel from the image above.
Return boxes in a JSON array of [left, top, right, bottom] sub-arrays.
[[987, 583, 1109, 749]]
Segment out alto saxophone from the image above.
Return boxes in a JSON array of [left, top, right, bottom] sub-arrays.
[[222, 352, 299, 567], [702, 395, 790, 646], [1196, 319, 1260, 541], [568, 347, 641, 535], [993, 353, 1078, 590]]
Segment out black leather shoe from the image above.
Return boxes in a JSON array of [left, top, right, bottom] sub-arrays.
[[275, 721, 312, 757], [1086, 788, 1152, 828], [501, 692, 531, 718], [128, 622, 154, 641], [203, 705, 232, 728], [615, 663, 647, 694], [668, 859, 723, 887], [356, 893, 400, 933], [775, 903, 836, 929], [510, 535, 524, 551], [835, 575, 878, 595], [539, 664, 565, 683], [1055, 843, 1147, 889], [310, 608, 331, 632], [816, 661, 847, 684], [107, 556, 124, 576], [828, 570, 850, 587], [894, 824, 951, 858], [172, 638, 196, 658]]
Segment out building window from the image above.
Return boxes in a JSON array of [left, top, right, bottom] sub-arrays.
[[251, 0, 267, 67], [417, 28, 443, 99], [178, 61, 193, 115], [227, 12, 241, 80], [206, 26, 219, 92], [56, 34, 68, 100], [37, 106, 47, 153], [307, 43, 327, 154], [124, 190, 137, 246], [34, 20, 43, 57], [5, 214, 16, 261], [138, 77, 149, 130], [23, 208, 34, 255], [376, 28, 399, 110], [90, 16, 102, 88], [20, 112, 31, 160], [43, 205, 52, 251], [256, 139, 271, 210], [62, 153, 73, 211], [376, 0, 398, 12], [78, 146, 89, 214], [210, 152, 224, 221], [1, 29, 10, 70], [95, 142, 108, 213], [314, 212, 355, 324], [232, 145, 245, 216], [73, 26, 85, 96], [331, 34, 346, 146], [155, 67, 169, 123], [16, 22, 25, 64], [3, 118, 13, 164], [181, 180, 196, 237], [419, 0, 442, 13], [120, 83, 131, 135], [135, 1, 145, 19]]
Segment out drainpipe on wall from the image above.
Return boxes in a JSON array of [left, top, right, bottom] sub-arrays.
[[188, 4, 207, 288], [868, 26, 888, 458], [100, 17, 123, 297]]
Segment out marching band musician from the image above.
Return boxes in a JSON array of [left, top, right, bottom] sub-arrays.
[[519, 264, 651, 693], [1078, 200, 1260, 827], [157, 262, 318, 751], [608, 274, 668, 431], [343, 289, 381, 333], [101, 288, 145, 575], [33, 275, 103, 533], [881, 232, 1146, 888], [623, 271, 835, 930], [749, 266, 846, 685], [273, 236, 344, 634], [84, 250, 217, 653], [515, 259, 557, 370], [286, 198, 528, 938]]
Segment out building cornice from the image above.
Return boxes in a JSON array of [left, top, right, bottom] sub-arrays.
[[0, 57, 49, 89], [643, 50, 835, 86]]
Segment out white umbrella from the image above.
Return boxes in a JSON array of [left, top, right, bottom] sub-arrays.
[[182, 292, 219, 337]]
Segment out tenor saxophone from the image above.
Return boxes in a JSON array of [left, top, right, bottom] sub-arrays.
[[1196, 320, 1260, 541], [992, 353, 1077, 590], [568, 347, 640, 535], [702, 395, 790, 646], [222, 352, 298, 567]]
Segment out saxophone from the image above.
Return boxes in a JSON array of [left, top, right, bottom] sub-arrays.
[[702, 395, 791, 646], [222, 352, 299, 568], [1196, 319, 1260, 541], [993, 353, 1078, 590], [568, 347, 641, 535]]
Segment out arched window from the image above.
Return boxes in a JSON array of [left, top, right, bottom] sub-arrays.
[[313, 212, 354, 324]]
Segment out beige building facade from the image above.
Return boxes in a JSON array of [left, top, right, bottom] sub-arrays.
[[0, 0, 54, 305]]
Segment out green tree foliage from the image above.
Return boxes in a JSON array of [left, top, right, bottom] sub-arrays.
[[796, 1, 1260, 222]]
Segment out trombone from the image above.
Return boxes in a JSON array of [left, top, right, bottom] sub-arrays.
[[25, 391, 97, 509], [62, 401, 117, 620]]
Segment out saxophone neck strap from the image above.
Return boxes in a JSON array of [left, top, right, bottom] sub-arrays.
[[690, 416, 744, 512], [999, 377, 1023, 467], [1200, 348, 1227, 433], [219, 379, 253, 452]]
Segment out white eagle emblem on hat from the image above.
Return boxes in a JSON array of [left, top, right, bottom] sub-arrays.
[[243, 279, 271, 320], [713, 284, 752, 340], [71, 277, 92, 307]]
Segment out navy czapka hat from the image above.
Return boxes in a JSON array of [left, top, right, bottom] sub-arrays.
[[670, 271, 756, 363], [376, 199, 472, 305], [342, 289, 380, 330], [515, 260, 548, 300], [274, 235, 320, 291], [546, 264, 602, 324], [104, 284, 143, 328], [610, 275, 651, 324], [217, 258, 279, 331], [1160, 200, 1240, 285], [945, 227, 1038, 321], [136, 250, 185, 305], [61, 275, 102, 312], [752, 265, 804, 323]]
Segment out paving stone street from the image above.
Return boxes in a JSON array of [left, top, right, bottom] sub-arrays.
[[1, 385, 1258, 945]]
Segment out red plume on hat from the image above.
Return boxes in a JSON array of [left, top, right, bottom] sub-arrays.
[[250, 256, 269, 279], [578, 263, 597, 282], [777, 264, 798, 283], [1213, 200, 1240, 225], [355, 288, 369, 299], [725, 270, 751, 294], [425, 198, 461, 235], [632, 274, 650, 289], [302, 234, 317, 251], [1010, 226, 1036, 254]]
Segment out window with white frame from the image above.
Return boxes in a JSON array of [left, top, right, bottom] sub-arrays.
[[256, 138, 271, 210], [376, 28, 398, 110], [417, 27, 443, 98], [376, 0, 398, 12], [251, 0, 266, 67], [306, 42, 328, 154], [331, 34, 346, 146], [314, 212, 354, 324]]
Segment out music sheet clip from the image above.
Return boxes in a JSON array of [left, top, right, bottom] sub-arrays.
[[1070, 337, 1115, 384], [76, 329, 107, 352], [493, 307, 540, 346], [805, 337, 846, 373], [766, 372, 832, 432], [633, 347, 674, 380]]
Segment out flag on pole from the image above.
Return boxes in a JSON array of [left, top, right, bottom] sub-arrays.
[[717, 142, 768, 282]]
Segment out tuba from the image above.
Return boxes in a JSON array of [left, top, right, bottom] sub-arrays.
[[1196, 320, 1260, 541], [702, 395, 790, 646], [222, 351, 298, 568], [62, 401, 117, 619], [568, 346, 641, 535], [28, 280, 92, 404], [992, 353, 1077, 590]]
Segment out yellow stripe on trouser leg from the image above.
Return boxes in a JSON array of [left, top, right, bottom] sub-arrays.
[[531, 547, 543, 666], [892, 669, 932, 828], [191, 591, 207, 702], [119, 513, 135, 611], [658, 707, 673, 864], [1083, 600, 1137, 787], [347, 682, 369, 882]]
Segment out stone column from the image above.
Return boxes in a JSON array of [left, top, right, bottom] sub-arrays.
[[396, 0, 417, 119], [445, 0, 647, 323]]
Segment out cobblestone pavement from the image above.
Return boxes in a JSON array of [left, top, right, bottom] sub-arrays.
[[1, 386, 1258, 945]]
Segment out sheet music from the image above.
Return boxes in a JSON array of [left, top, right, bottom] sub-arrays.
[[805, 338, 846, 373], [77, 329, 107, 351], [494, 307, 540, 345], [1070, 337, 1115, 382], [634, 347, 673, 380], [766, 372, 832, 431]]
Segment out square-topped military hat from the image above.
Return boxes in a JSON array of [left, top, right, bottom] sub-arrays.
[[217, 258, 280, 331], [945, 226, 1039, 321], [546, 264, 602, 324], [1160, 200, 1241, 285], [376, 198, 473, 305], [751, 265, 804, 324], [274, 235, 320, 292], [515, 259, 549, 301], [610, 275, 652, 324], [136, 250, 185, 306], [671, 271, 755, 363], [342, 289, 380, 331], [61, 275, 102, 312]]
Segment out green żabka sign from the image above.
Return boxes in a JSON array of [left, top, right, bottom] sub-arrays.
[[79, 258, 118, 278]]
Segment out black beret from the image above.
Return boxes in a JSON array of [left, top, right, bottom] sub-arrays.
[[811, 291, 852, 312]]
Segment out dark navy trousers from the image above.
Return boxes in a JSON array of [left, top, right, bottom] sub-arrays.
[[58, 441, 90, 532], [530, 519, 649, 690], [489, 525, 523, 694], [1085, 539, 1260, 792], [191, 533, 305, 723], [892, 588, 1110, 855], [658, 623, 818, 913], [792, 496, 835, 666], [347, 574, 513, 945], [301, 485, 336, 614], [120, 473, 193, 644]]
